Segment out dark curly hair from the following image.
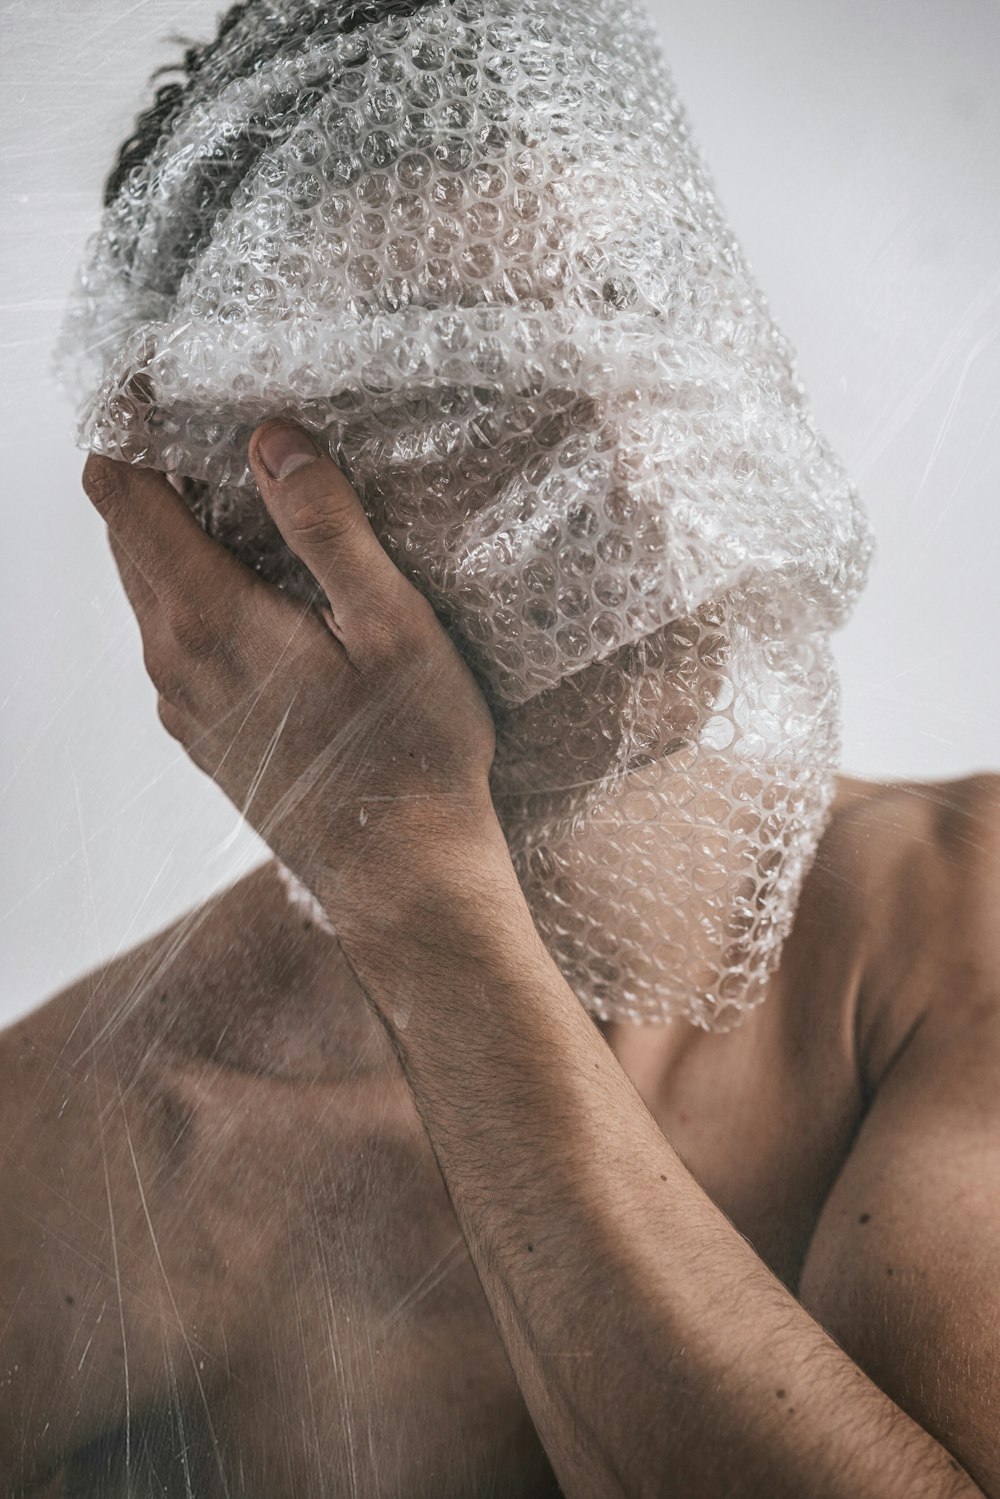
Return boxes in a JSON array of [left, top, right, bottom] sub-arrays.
[[103, 0, 444, 208]]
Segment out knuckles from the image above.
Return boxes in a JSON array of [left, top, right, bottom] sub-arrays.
[[167, 601, 227, 664], [286, 496, 360, 553], [144, 643, 192, 714], [170, 610, 213, 661], [155, 694, 188, 743], [143, 613, 218, 708]]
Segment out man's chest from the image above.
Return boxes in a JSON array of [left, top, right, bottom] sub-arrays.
[[62, 1024, 864, 1499], [607, 977, 866, 1288]]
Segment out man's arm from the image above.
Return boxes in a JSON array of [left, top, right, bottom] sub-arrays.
[[341, 843, 998, 1499], [82, 427, 1000, 1498]]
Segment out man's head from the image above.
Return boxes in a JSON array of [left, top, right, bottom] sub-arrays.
[[102, 2, 444, 213], [60, 0, 872, 1026]]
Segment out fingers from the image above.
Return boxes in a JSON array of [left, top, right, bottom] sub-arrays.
[[84, 424, 426, 688], [107, 528, 158, 629], [248, 420, 411, 659], [82, 454, 248, 638]]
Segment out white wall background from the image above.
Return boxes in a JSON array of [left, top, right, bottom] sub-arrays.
[[2, 0, 998, 1025]]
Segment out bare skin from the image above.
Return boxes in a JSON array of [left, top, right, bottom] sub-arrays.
[[1, 428, 998, 1496], [4, 774, 999, 1498]]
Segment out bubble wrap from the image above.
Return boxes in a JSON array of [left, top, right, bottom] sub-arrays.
[[58, 0, 872, 1027]]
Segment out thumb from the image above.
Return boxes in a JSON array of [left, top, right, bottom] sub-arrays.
[[249, 419, 407, 654]]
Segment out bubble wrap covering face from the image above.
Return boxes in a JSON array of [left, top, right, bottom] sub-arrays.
[[59, 0, 872, 1027]]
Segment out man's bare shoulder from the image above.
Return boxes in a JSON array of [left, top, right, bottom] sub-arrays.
[[798, 777, 1000, 1492], [15, 859, 392, 1086], [827, 772, 1000, 1090], [833, 769, 1000, 855]]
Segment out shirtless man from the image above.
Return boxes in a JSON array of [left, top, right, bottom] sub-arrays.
[[1, 425, 997, 1498]]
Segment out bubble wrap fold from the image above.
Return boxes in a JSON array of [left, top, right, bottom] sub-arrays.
[[58, 0, 873, 1027]]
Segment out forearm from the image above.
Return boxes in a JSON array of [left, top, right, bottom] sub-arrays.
[[337, 842, 983, 1499]]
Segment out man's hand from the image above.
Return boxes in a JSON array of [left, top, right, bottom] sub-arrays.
[[82, 421, 500, 941], [82, 432, 998, 1499]]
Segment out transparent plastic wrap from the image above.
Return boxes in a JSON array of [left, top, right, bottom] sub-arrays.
[[57, 0, 873, 1026]]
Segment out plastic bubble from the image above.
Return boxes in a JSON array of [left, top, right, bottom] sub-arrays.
[[57, 0, 872, 1027]]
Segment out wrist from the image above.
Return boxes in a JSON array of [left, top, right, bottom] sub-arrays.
[[327, 817, 544, 1013], [311, 790, 523, 952]]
